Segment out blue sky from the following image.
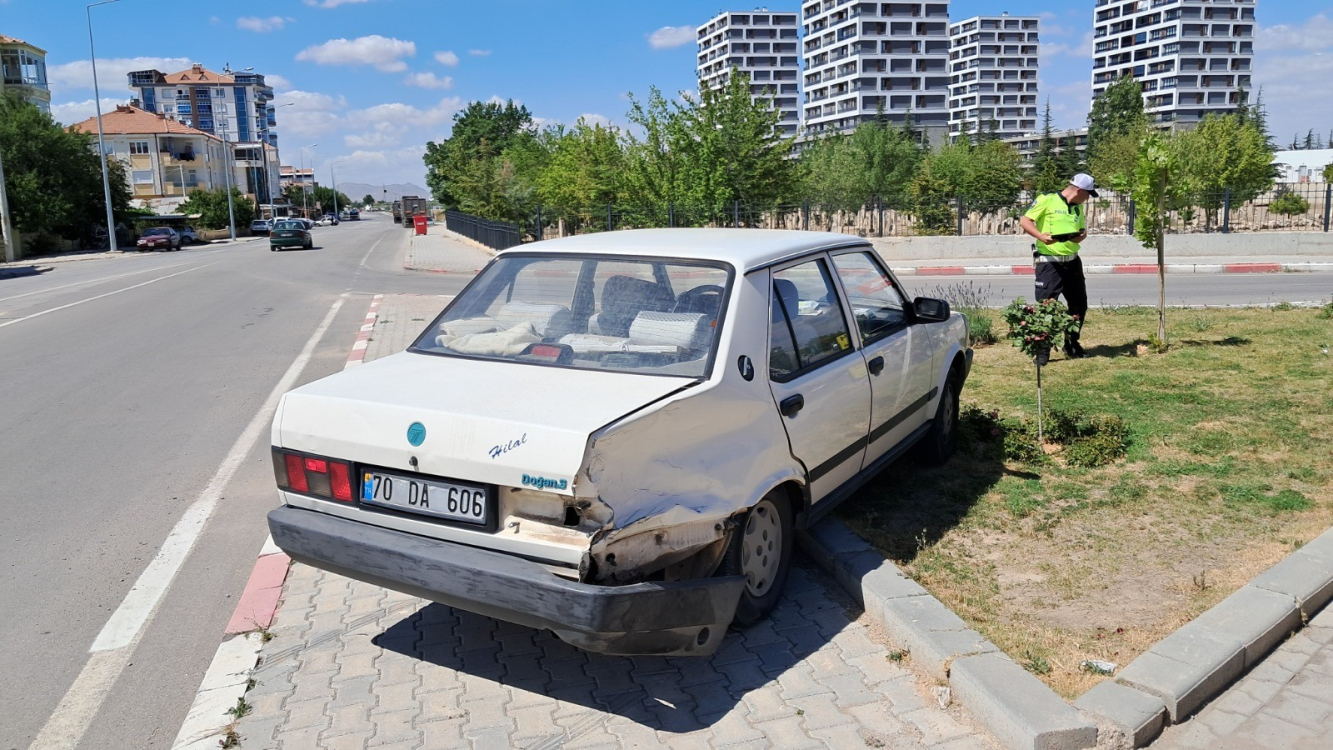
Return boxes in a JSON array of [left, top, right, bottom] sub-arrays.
[[5, 0, 1331, 187]]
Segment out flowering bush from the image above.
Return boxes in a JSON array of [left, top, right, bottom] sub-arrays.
[[1003, 297, 1082, 359]]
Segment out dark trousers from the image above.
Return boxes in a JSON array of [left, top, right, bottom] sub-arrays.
[[1034, 256, 1087, 344]]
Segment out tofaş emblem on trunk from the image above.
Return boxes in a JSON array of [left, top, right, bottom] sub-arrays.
[[406, 421, 426, 446]]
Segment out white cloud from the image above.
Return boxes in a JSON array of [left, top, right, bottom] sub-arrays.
[[272, 89, 348, 139], [577, 113, 611, 127], [296, 35, 416, 73], [468, 49, 492, 57], [346, 97, 464, 130], [434, 50, 459, 67], [47, 56, 191, 93], [1258, 14, 1333, 52], [647, 25, 696, 50], [333, 145, 428, 186], [403, 72, 453, 90], [237, 16, 288, 33], [49, 97, 129, 127], [264, 73, 293, 91], [303, 0, 372, 7]]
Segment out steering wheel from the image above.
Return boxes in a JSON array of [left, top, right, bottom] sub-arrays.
[[672, 284, 725, 315]]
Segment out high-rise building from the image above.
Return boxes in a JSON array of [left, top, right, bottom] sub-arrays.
[[0, 34, 50, 114], [127, 63, 281, 202], [800, 1, 952, 142], [1091, 0, 1255, 128], [697, 10, 802, 137], [948, 15, 1039, 143]]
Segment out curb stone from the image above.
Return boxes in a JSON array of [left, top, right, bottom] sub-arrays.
[[1090, 525, 1333, 744], [797, 519, 1097, 750]]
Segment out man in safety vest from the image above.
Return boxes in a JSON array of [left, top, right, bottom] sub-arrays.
[[1019, 173, 1098, 360]]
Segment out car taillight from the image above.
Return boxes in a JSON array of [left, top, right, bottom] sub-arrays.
[[273, 448, 353, 502]]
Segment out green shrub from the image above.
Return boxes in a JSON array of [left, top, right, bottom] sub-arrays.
[[966, 311, 997, 346], [1046, 411, 1128, 468], [1270, 190, 1310, 218], [1318, 301, 1333, 320], [23, 233, 61, 256], [1003, 418, 1047, 464]]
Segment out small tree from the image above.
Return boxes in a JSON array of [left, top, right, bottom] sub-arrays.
[[909, 157, 955, 235], [1130, 132, 1186, 348], [1323, 163, 1333, 183], [179, 186, 255, 230], [362, 194, 375, 206], [1269, 188, 1310, 227]]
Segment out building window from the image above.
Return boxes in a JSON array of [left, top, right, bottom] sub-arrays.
[[214, 88, 226, 98], [129, 141, 150, 155], [132, 170, 154, 184]]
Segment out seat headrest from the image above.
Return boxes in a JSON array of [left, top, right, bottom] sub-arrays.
[[628, 312, 710, 351], [603, 275, 674, 314], [774, 279, 801, 318]]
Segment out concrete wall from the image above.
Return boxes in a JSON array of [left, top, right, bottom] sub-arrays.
[[868, 232, 1333, 262]]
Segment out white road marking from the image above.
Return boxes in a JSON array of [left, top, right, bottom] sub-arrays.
[[30, 296, 347, 750], [0, 265, 214, 330], [0, 262, 196, 304], [358, 232, 387, 268]]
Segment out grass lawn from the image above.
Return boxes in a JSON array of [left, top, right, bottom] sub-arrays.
[[837, 304, 1333, 699]]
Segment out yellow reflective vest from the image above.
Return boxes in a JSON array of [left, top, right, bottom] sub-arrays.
[[1025, 193, 1085, 257]]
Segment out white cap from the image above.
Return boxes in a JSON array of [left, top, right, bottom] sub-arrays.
[[1071, 173, 1099, 197]]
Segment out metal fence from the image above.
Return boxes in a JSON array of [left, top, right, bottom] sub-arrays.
[[505, 181, 1332, 243], [445, 210, 522, 250]]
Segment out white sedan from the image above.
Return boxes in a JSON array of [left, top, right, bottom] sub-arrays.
[[267, 229, 972, 656]]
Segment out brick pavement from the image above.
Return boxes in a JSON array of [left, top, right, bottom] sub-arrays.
[[1152, 605, 1333, 750], [232, 294, 996, 750]]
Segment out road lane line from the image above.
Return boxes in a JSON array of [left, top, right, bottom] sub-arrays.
[[30, 296, 347, 750], [0, 264, 214, 330], [358, 231, 387, 268], [0, 262, 198, 304]]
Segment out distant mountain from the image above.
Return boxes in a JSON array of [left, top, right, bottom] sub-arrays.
[[338, 182, 430, 204]]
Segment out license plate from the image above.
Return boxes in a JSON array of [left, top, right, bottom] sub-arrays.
[[361, 470, 488, 525]]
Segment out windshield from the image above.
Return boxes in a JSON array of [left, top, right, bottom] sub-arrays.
[[412, 254, 731, 377], [274, 221, 303, 230], [144, 228, 171, 236]]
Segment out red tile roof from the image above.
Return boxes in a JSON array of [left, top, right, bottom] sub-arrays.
[[67, 105, 221, 140], [162, 64, 234, 85]]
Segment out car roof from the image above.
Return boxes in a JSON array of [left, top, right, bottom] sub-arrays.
[[497, 228, 870, 272]]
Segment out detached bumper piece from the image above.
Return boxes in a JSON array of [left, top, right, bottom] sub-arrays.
[[268, 506, 745, 656]]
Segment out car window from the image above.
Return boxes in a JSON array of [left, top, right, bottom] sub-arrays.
[[830, 251, 908, 345], [145, 228, 169, 236], [413, 255, 730, 378], [770, 259, 853, 378], [274, 221, 302, 230]]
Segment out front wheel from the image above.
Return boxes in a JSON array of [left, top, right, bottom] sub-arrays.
[[718, 491, 794, 627], [916, 371, 960, 466]]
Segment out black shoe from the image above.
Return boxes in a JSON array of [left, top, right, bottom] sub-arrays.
[[1064, 342, 1085, 359]]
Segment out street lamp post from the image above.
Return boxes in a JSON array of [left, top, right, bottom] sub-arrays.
[[217, 123, 237, 240], [329, 159, 346, 220], [87, 0, 122, 251], [260, 102, 294, 219], [299, 144, 316, 218]]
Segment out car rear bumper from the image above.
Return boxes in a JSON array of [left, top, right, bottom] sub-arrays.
[[270, 236, 306, 247], [268, 505, 745, 656]]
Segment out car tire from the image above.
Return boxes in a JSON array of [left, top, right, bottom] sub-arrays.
[[719, 490, 794, 627], [270, 245, 278, 252], [917, 369, 961, 466]]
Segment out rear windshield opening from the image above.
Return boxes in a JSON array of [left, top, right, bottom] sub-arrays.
[[411, 255, 732, 378]]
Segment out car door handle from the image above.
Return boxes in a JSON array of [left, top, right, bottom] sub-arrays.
[[780, 394, 804, 418], [868, 356, 885, 376]]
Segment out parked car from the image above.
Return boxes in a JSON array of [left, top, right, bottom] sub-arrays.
[[136, 227, 181, 251], [348, 208, 360, 221], [178, 226, 202, 245], [266, 229, 971, 656], [269, 219, 314, 251], [250, 220, 271, 236], [322, 214, 339, 226]]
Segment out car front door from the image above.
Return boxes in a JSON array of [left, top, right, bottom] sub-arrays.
[[828, 250, 919, 464], [766, 256, 872, 504]]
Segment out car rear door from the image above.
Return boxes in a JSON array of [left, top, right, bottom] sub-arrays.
[[766, 256, 872, 504], [827, 249, 920, 463]]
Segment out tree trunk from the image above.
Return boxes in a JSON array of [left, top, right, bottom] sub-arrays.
[[1156, 174, 1168, 347]]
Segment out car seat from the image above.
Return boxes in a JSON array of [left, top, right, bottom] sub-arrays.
[[590, 275, 676, 337]]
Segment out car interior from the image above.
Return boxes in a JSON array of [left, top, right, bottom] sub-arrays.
[[418, 258, 729, 376]]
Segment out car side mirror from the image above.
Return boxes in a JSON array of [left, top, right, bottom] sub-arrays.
[[912, 297, 951, 323]]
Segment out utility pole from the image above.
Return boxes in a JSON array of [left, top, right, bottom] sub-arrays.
[[0, 148, 16, 262], [88, 0, 123, 251], [218, 124, 237, 239]]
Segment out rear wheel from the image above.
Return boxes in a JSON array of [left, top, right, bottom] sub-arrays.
[[917, 370, 960, 466], [719, 491, 794, 627]]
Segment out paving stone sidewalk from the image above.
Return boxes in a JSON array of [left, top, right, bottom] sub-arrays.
[[232, 294, 996, 750], [1152, 605, 1333, 750], [403, 227, 495, 274]]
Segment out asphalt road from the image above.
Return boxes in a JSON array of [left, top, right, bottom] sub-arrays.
[[0, 218, 1329, 747]]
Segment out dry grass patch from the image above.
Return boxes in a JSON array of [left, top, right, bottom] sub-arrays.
[[839, 306, 1333, 698]]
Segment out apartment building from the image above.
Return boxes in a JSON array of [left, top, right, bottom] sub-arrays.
[[1091, 0, 1255, 128], [127, 63, 281, 201], [68, 105, 230, 206], [697, 10, 802, 137], [280, 167, 316, 193], [801, 1, 952, 142], [948, 15, 1039, 142], [0, 34, 50, 114], [1002, 127, 1090, 167]]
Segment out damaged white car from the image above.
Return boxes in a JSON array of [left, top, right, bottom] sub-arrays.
[[268, 229, 972, 656]]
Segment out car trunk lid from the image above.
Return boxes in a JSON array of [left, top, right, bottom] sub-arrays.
[[277, 351, 695, 495]]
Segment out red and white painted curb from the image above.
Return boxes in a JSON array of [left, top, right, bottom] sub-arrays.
[[172, 294, 383, 749], [895, 261, 1333, 276]]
